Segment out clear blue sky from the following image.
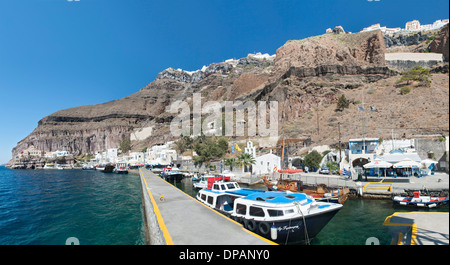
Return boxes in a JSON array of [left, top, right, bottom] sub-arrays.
[[0, 0, 448, 164]]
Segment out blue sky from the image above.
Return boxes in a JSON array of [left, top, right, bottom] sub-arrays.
[[0, 0, 448, 164]]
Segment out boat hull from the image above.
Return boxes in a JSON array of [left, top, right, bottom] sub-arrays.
[[229, 207, 341, 244], [163, 174, 184, 183], [392, 196, 449, 208], [103, 165, 115, 173]]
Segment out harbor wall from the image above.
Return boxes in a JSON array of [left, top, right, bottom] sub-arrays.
[[139, 171, 167, 245]]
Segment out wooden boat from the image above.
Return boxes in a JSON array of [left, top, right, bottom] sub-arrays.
[[103, 164, 115, 173], [262, 175, 350, 204], [393, 191, 449, 208]]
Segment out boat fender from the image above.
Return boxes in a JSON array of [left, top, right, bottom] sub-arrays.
[[259, 222, 270, 235], [246, 219, 257, 232], [270, 224, 277, 241]]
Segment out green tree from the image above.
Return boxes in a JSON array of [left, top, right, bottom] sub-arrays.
[[237, 153, 256, 172], [224, 158, 235, 171], [193, 137, 228, 165], [326, 161, 339, 175], [337, 94, 350, 110], [303, 150, 322, 170], [398, 65, 431, 87], [119, 139, 131, 153], [175, 136, 193, 154]]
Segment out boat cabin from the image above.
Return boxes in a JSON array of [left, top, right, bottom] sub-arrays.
[[231, 192, 316, 222]]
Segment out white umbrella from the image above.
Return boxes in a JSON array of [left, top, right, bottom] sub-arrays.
[[363, 158, 393, 169], [420, 159, 438, 166], [364, 158, 393, 177], [393, 158, 421, 168]]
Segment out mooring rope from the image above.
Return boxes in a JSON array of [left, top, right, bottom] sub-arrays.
[[295, 201, 310, 245]]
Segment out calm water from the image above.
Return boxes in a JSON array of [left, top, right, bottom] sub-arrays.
[[175, 177, 448, 245], [0, 167, 145, 245]]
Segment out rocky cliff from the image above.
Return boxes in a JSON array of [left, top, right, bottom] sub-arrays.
[[10, 29, 449, 162], [429, 24, 449, 61]]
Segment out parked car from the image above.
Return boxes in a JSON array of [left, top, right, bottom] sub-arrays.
[[319, 166, 330, 174]]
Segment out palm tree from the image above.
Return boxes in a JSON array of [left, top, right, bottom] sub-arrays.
[[224, 158, 235, 172], [237, 153, 256, 173]]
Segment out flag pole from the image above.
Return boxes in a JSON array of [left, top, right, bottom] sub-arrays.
[[362, 89, 365, 155]]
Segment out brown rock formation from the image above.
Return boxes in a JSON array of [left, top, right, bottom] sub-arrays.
[[429, 24, 449, 61]]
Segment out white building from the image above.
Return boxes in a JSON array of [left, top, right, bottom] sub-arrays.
[[253, 153, 281, 175], [378, 139, 415, 155], [52, 150, 69, 158], [244, 141, 256, 158], [405, 20, 421, 31], [106, 148, 118, 163], [146, 142, 178, 165], [129, 152, 145, 165]]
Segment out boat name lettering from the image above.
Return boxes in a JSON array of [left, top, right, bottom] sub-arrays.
[[277, 225, 300, 231]]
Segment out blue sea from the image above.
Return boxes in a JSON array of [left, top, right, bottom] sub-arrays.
[[0, 166, 145, 245]]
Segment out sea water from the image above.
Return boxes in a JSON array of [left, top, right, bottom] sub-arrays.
[[0, 166, 145, 245]]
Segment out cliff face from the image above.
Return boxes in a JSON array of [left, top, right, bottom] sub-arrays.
[[429, 24, 449, 61], [12, 29, 447, 162]]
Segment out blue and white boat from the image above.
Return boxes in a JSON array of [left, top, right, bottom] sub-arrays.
[[161, 167, 184, 183], [196, 180, 342, 244], [193, 174, 216, 189]]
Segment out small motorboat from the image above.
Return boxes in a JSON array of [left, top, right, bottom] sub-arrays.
[[393, 191, 449, 208], [161, 167, 184, 183], [193, 174, 216, 189], [114, 163, 128, 174]]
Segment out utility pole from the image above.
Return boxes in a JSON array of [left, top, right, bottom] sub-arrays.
[[338, 122, 342, 164], [316, 102, 320, 136]]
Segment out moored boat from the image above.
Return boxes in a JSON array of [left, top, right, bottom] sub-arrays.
[[193, 174, 216, 189], [114, 162, 128, 174], [197, 180, 342, 244], [262, 174, 350, 204], [103, 164, 115, 173], [161, 167, 184, 182], [393, 191, 449, 208]]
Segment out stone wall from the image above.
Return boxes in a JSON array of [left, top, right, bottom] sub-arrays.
[[415, 136, 448, 172], [385, 52, 444, 71]]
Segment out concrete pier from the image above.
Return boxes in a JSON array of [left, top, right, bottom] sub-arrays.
[[383, 212, 449, 245], [139, 168, 275, 245]]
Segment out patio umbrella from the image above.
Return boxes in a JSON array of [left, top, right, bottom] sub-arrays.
[[363, 158, 393, 169], [363, 158, 393, 177], [393, 158, 421, 177], [421, 159, 438, 173], [393, 158, 421, 168], [420, 159, 438, 166]]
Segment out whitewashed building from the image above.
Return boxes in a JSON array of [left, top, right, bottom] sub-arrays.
[[146, 142, 178, 165], [253, 153, 281, 175]]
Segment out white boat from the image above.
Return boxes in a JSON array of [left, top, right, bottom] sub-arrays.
[[114, 162, 128, 174], [43, 163, 55, 169], [161, 167, 184, 182], [196, 180, 342, 244], [193, 174, 216, 189]]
